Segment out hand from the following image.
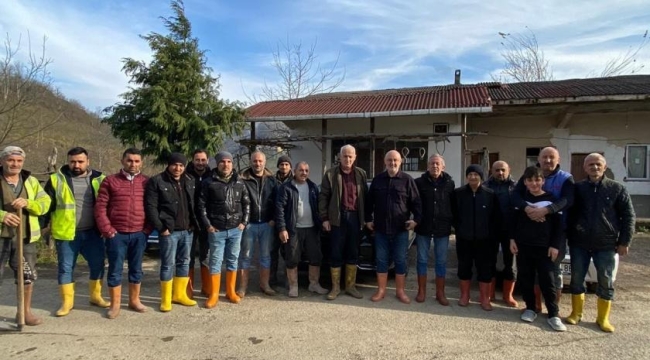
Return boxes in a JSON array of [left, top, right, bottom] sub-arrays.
[[207, 226, 217, 233], [366, 222, 374, 231], [268, 220, 275, 228], [617, 245, 629, 256], [322, 220, 331, 232], [525, 206, 548, 222], [41, 226, 51, 237], [104, 231, 117, 239], [161, 229, 171, 236], [548, 247, 559, 262], [279, 230, 289, 243], [509, 239, 518, 255], [11, 198, 28, 210], [2, 213, 20, 227], [405, 220, 417, 231], [237, 223, 245, 231]]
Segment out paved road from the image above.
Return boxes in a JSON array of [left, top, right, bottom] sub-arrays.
[[1, 237, 650, 360]]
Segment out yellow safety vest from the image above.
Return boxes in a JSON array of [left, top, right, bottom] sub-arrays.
[[50, 171, 105, 240], [0, 176, 51, 243]]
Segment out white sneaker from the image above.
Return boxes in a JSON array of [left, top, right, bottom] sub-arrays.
[[521, 309, 538, 323], [547, 317, 567, 332]]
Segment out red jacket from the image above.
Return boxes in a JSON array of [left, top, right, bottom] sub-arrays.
[[94, 170, 150, 238]]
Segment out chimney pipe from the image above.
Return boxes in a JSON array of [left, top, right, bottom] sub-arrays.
[[454, 69, 461, 85]]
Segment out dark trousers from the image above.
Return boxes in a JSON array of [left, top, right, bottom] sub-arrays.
[[456, 237, 493, 282], [284, 227, 321, 269], [189, 229, 209, 269], [517, 244, 558, 317], [270, 233, 284, 276], [493, 235, 516, 280], [106, 232, 146, 287], [330, 211, 360, 268], [0, 238, 37, 285]]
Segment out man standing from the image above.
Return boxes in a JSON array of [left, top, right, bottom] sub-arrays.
[[197, 151, 250, 308], [566, 153, 635, 332], [453, 165, 500, 311], [44, 147, 109, 317], [237, 151, 278, 297], [366, 150, 421, 304], [186, 149, 210, 298], [95, 148, 149, 319], [269, 155, 293, 286], [484, 160, 518, 307], [145, 152, 197, 312], [275, 161, 327, 297], [414, 154, 454, 305], [0, 146, 51, 326], [512, 147, 574, 310], [319, 145, 367, 300]]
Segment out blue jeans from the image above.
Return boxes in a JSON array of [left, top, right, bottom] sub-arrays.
[[105, 232, 147, 287], [415, 234, 449, 277], [208, 228, 243, 274], [159, 230, 192, 281], [569, 246, 616, 300], [55, 229, 106, 284], [374, 231, 409, 275], [239, 222, 273, 270]]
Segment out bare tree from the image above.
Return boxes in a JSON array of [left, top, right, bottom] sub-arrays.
[[0, 33, 62, 147], [493, 28, 553, 82], [601, 30, 648, 77]]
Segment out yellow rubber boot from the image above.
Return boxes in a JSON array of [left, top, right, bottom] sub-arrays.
[[89, 280, 111, 308], [160, 280, 172, 312], [566, 293, 585, 325], [55, 283, 75, 317], [596, 298, 615, 332], [172, 277, 197, 306]]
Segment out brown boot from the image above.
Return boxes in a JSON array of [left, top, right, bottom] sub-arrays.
[[479, 282, 493, 311], [106, 285, 122, 319], [287, 268, 299, 298], [371, 273, 388, 302], [327, 267, 341, 300], [236, 269, 248, 298], [502, 280, 518, 307], [259, 268, 277, 296], [458, 280, 471, 307], [205, 274, 221, 309], [534, 285, 542, 313], [187, 268, 195, 300], [415, 275, 427, 303], [344, 264, 363, 299], [395, 274, 411, 304], [128, 283, 146, 313], [435, 277, 450, 306], [200, 265, 211, 297], [489, 278, 496, 301], [20, 284, 43, 326], [225, 270, 241, 303]]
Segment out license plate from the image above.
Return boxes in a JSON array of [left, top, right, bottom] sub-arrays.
[[561, 263, 571, 275]]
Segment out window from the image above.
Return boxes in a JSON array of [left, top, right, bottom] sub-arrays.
[[626, 145, 650, 180], [526, 147, 542, 167], [330, 139, 428, 176]]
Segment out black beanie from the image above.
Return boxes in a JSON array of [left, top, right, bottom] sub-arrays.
[[277, 155, 292, 167], [465, 164, 484, 179], [167, 152, 187, 165], [215, 151, 234, 164]]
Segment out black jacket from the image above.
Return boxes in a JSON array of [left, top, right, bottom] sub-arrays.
[[484, 176, 515, 237], [275, 179, 320, 236], [240, 168, 277, 223], [452, 184, 501, 242], [414, 172, 455, 237], [145, 171, 198, 233], [568, 177, 636, 251], [511, 191, 562, 249], [185, 162, 210, 200], [197, 170, 250, 231], [366, 171, 422, 236]]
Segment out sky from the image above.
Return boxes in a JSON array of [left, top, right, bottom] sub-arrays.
[[1, 0, 649, 112]]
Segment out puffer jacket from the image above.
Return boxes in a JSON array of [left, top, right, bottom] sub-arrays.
[[414, 171, 455, 237], [275, 179, 320, 236], [452, 184, 501, 242], [94, 170, 149, 238], [144, 171, 198, 233], [197, 170, 250, 231], [568, 176, 635, 251], [240, 168, 277, 223]]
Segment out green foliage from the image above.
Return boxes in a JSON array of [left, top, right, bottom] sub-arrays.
[[102, 0, 245, 164]]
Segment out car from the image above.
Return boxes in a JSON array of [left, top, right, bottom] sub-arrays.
[[560, 246, 619, 292]]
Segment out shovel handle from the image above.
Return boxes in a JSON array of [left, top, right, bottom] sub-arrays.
[[16, 210, 25, 331]]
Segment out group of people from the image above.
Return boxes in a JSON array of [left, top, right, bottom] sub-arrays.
[[0, 144, 634, 334]]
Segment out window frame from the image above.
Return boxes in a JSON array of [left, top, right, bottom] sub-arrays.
[[625, 144, 650, 180]]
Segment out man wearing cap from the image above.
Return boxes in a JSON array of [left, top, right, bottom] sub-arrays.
[[95, 148, 150, 319], [319, 144, 367, 300], [185, 149, 211, 298], [237, 151, 278, 297], [452, 164, 500, 311], [269, 155, 293, 286], [0, 146, 51, 326], [43, 147, 109, 317], [197, 151, 250, 308], [145, 152, 198, 312]]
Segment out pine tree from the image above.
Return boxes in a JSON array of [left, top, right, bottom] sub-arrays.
[[103, 0, 244, 164]]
